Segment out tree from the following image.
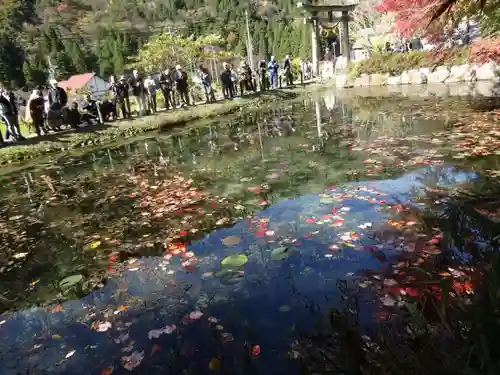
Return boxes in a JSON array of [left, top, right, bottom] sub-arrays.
[[375, 0, 495, 41], [23, 59, 47, 87], [133, 33, 232, 72]]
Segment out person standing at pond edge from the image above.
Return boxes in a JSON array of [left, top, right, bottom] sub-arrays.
[[28, 89, 48, 137], [129, 69, 146, 116], [116, 75, 131, 118], [144, 74, 157, 114], [258, 60, 268, 91], [198, 65, 216, 104], [47, 78, 68, 131], [229, 64, 238, 96], [220, 62, 234, 99], [268, 56, 279, 89], [174, 65, 190, 107], [283, 55, 293, 86], [0, 87, 23, 142], [238, 61, 254, 95], [159, 69, 175, 110]]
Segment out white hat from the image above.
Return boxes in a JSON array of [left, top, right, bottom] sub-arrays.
[[49, 78, 57, 84], [175, 65, 181, 70]]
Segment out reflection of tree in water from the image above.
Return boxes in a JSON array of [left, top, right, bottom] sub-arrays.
[[0, 159, 252, 313]]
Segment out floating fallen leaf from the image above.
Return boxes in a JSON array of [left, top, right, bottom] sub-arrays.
[[148, 329, 165, 340], [221, 332, 234, 343], [278, 305, 290, 312], [89, 240, 102, 249], [189, 311, 203, 320], [208, 358, 221, 371], [222, 236, 241, 246], [221, 254, 248, 268], [65, 350, 76, 359], [121, 351, 144, 371], [319, 197, 335, 204], [12, 252, 29, 259], [270, 247, 293, 260], [48, 304, 64, 313], [92, 321, 112, 332], [250, 344, 261, 357], [381, 295, 396, 307], [101, 367, 114, 375], [59, 274, 83, 290]]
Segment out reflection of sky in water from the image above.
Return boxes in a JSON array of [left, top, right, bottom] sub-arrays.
[[0, 166, 478, 374]]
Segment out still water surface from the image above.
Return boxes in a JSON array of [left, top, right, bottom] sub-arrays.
[[0, 92, 491, 374]]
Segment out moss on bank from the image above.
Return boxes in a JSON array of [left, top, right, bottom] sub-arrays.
[[0, 84, 324, 165]]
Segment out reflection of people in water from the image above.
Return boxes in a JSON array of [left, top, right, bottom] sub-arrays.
[[266, 115, 296, 137]]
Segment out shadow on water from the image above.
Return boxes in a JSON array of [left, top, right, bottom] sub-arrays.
[[0, 91, 495, 374]]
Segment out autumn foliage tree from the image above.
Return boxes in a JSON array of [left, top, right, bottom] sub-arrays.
[[375, 0, 497, 42], [375, 0, 451, 40]]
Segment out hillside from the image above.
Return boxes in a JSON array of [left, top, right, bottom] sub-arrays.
[[1, 0, 313, 88]]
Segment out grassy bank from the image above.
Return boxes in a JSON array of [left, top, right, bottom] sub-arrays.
[[0, 84, 325, 165]]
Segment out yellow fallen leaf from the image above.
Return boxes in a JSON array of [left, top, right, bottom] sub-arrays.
[[52, 334, 62, 340], [208, 358, 221, 371], [90, 241, 102, 249]]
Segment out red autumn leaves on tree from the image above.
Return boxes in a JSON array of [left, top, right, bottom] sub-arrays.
[[375, 0, 449, 40]]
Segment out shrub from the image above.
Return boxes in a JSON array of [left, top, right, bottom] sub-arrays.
[[348, 51, 430, 78], [430, 46, 469, 66], [469, 38, 500, 64]]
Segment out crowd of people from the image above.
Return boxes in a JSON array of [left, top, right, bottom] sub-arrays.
[[0, 54, 313, 145]]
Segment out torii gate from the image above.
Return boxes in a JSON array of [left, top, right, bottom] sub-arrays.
[[297, 1, 358, 76]]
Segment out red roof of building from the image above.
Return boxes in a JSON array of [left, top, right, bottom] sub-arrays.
[[58, 73, 97, 91]]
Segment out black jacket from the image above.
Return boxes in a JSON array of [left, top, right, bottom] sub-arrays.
[[112, 82, 129, 99], [173, 70, 188, 90], [129, 76, 145, 96], [159, 73, 173, 91], [48, 87, 68, 109], [220, 69, 232, 86]]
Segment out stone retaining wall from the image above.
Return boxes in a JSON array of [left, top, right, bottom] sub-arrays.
[[336, 62, 500, 96]]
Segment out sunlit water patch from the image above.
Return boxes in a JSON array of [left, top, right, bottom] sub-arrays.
[[0, 166, 478, 375]]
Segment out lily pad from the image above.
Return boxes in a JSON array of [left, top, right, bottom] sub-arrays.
[[270, 247, 293, 260], [59, 275, 83, 290], [221, 254, 248, 268], [319, 197, 335, 204], [222, 236, 241, 246]]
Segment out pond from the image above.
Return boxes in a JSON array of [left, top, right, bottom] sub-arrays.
[[0, 90, 498, 374]]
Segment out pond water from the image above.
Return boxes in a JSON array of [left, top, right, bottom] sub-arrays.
[[0, 90, 496, 374]]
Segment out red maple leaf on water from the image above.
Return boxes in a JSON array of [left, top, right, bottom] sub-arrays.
[[56, 2, 67, 12]]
